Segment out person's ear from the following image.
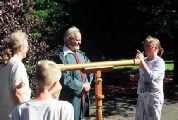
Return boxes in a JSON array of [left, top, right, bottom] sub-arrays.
[[49, 81, 57, 91], [155, 46, 158, 51], [67, 38, 72, 44], [18, 45, 23, 51], [51, 81, 57, 88]]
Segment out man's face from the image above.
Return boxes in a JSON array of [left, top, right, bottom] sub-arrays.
[[69, 32, 81, 52], [21, 39, 29, 59]]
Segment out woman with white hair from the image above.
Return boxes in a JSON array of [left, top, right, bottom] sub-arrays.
[[0, 30, 31, 120]]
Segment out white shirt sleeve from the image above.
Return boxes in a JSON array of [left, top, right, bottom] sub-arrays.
[[64, 103, 74, 120], [11, 64, 27, 89], [144, 58, 165, 82], [11, 63, 31, 101]]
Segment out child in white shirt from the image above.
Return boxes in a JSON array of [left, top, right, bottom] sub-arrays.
[[11, 60, 74, 120], [130, 36, 165, 120]]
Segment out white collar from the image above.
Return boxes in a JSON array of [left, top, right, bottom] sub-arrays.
[[63, 45, 75, 56]]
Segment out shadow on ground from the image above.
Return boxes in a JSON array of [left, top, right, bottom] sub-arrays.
[[88, 70, 177, 119]]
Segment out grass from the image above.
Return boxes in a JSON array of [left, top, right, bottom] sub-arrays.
[[113, 62, 174, 73], [166, 63, 174, 71]]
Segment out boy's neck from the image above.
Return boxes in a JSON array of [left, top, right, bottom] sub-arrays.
[[33, 89, 52, 101]]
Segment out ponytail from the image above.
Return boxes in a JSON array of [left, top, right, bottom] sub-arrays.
[[158, 48, 164, 57], [2, 49, 12, 66], [1, 30, 28, 66]]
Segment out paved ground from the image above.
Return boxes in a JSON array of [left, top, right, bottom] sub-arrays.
[[86, 97, 178, 120], [82, 71, 178, 120]]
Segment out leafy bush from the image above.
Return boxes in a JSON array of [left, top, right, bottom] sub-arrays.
[[0, 0, 69, 98]]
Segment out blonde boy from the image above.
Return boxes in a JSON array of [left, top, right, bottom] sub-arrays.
[[11, 60, 74, 120]]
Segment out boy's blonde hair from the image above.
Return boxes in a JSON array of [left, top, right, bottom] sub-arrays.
[[2, 30, 28, 66], [144, 35, 164, 57], [34, 60, 61, 89]]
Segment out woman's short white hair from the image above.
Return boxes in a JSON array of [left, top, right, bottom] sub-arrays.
[[63, 26, 80, 45], [34, 60, 62, 89]]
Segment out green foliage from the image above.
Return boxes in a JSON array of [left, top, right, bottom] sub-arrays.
[[32, 10, 48, 20], [31, 1, 70, 51], [31, 32, 42, 38], [25, 64, 37, 99], [0, 0, 69, 98]]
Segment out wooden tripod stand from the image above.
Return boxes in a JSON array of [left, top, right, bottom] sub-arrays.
[[83, 66, 113, 120]]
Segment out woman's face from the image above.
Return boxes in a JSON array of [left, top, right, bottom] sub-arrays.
[[22, 39, 29, 59]]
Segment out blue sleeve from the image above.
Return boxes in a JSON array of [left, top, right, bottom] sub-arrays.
[[84, 55, 94, 83], [61, 71, 84, 96], [54, 53, 83, 96]]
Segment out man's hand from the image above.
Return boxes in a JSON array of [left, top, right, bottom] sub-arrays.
[[79, 83, 91, 96], [83, 83, 91, 92], [14, 82, 25, 103]]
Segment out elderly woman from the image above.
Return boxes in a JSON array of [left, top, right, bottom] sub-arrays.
[[0, 30, 31, 120]]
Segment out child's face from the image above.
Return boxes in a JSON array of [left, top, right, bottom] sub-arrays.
[[144, 43, 155, 56]]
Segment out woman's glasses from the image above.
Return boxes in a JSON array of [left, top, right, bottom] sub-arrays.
[[144, 44, 153, 48]]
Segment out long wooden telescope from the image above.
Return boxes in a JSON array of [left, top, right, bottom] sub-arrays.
[[58, 59, 140, 120]]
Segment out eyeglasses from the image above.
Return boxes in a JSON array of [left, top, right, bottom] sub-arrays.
[[144, 44, 153, 48]]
